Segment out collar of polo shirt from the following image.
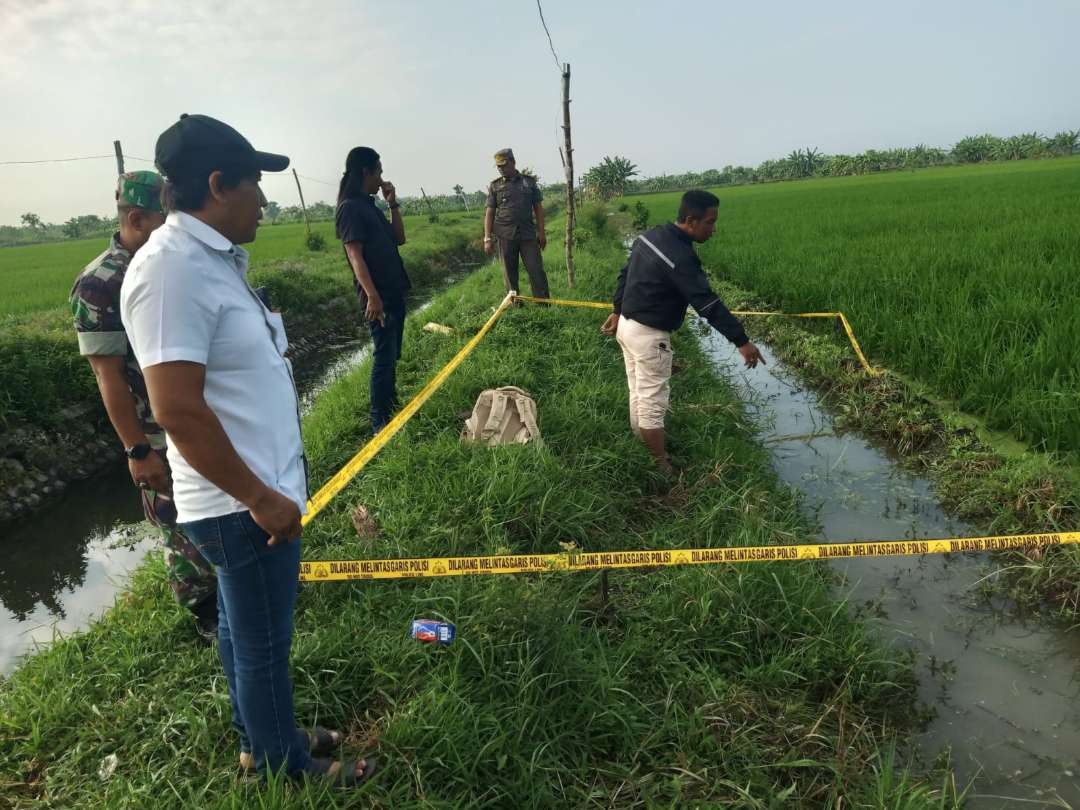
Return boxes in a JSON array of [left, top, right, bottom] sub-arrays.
[[168, 211, 244, 253], [167, 211, 249, 266]]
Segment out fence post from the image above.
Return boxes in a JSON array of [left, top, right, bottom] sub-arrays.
[[292, 169, 312, 239], [420, 186, 438, 220], [561, 63, 575, 288]]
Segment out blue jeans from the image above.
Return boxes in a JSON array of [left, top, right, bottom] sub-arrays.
[[369, 297, 406, 432], [180, 510, 311, 777]]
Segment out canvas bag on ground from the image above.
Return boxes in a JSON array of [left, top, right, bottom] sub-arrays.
[[461, 386, 542, 446]]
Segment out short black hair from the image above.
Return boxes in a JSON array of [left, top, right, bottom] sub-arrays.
[[676, 189, 720, 223], [162, 165, 254, 213]]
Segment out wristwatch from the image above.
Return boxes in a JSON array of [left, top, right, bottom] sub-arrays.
[[389, 203, 400, 210], [124, 443, 152, 460]]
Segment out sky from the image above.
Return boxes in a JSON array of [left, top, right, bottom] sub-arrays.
[[1, 0, 1078, 226]]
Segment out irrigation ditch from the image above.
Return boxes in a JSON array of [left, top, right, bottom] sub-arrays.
[[707, 275, 1080, 618], [701, 326, 1080, 808], [0, 246, 485, 675]]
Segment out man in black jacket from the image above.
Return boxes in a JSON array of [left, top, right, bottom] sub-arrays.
[[601, 190, 764, 472]]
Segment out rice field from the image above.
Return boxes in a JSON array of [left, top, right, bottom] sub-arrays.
[[0, 213, 478, 321], [635, 157, 1080, 455]]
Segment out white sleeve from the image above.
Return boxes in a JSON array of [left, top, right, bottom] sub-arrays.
[[121, 249, 218, 369]]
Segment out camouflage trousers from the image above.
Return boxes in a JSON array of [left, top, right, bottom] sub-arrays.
[[139, 452, 217, 611]]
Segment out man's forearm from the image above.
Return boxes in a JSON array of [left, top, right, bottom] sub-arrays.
[[345, 244, 380, 299], [91, 361, 148, 449], [390, 206, 406, 245], [353, 263, 379, 299], [484, 208, 495, 240], [159, 402, 270, 509], [534, 205, 545, 238]]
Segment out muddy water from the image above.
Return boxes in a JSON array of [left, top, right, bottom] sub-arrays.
[[701, 329, 1080, 809], [0, 464, 151, 674], [0, 265, 481, 676]]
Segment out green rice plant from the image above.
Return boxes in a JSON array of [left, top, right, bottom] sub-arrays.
[[633, 158, 1080, 455]]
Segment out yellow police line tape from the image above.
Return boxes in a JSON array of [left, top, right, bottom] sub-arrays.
[[514, 295, 879, 376], [302, 291, 878, 526], [298, 531, 1080, 582], [300, 292, 515, 527]]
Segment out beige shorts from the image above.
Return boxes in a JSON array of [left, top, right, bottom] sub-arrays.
[[615, 315, 673, 432]]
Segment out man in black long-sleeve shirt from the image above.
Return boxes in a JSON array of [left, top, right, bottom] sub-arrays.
[[601, 190, 764, 472]]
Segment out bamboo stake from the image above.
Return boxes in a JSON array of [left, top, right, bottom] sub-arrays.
[[420, 186, 438, 219], [561, 63, 575, 287], [292, 169, 311, 239]]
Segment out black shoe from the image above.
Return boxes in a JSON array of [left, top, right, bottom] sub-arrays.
[[190, 597, 219, 645]]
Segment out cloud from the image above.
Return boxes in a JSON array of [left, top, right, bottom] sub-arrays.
[[0, 0, 407, 86]]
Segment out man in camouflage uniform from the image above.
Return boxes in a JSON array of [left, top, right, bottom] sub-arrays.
[[483, 148, 550, 299], [69, 171, 218, 639]]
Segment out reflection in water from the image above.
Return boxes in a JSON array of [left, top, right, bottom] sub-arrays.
[[0, 463, 152, 673], [701, 328, 1080, 810]]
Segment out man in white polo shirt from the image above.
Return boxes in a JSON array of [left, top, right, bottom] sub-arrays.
[[121, 114, 374, 787]]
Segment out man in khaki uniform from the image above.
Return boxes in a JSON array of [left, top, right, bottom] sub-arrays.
[[483, 148, 550, 299]]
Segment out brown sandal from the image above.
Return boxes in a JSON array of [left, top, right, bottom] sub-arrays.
[[304, 756, 378, 787], [238, 726, 344, 771]]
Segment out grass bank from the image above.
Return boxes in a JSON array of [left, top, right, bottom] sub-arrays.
[[636, 158, 1080, 455], [0, 213, 483, 520], [0, 219, 957, 807]]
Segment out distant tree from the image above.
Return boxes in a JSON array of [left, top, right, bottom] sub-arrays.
[[264, 201, 281, 222], [699, 168, 724, 186], [1048, 130, 1079, 156], [994, 133, 1047, 161], [62, 218, 82, 239], [757, 159, 785, 181], [581, 155, 639, 200], [952, 134, 1002, 163], [75, 214, 107, 233], [307, 201, 335, 220], [20, 212, 41, 229], [452, 184, 469, 210]]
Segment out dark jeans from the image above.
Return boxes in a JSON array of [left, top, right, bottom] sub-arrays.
[[498, 237, 550, 298], [369, 296, 406, 433], [180, 510, 311, 777]]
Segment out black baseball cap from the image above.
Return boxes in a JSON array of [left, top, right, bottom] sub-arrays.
[[155, 113, 289, 180]]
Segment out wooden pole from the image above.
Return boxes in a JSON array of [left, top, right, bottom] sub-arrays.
[[561, 63, 575, 288], [419, 186, 437, 219], [292, 169, 311, 238], [113, 141, 124, 176]]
